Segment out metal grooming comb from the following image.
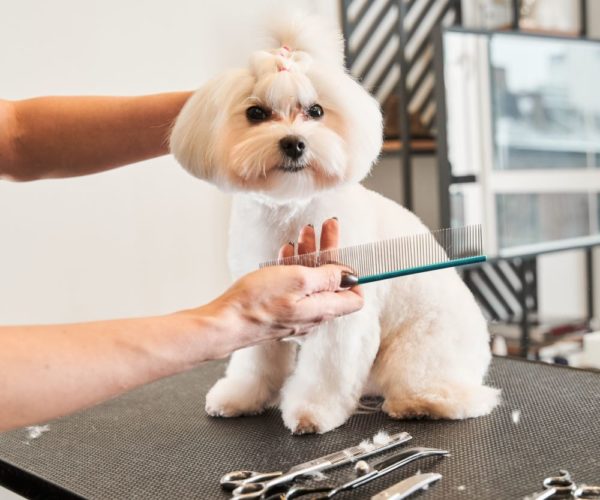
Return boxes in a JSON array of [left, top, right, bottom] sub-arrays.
[[260, 224, 486, 284]]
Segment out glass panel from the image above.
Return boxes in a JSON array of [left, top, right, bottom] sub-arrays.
[[597, 193, 600, 230], [490, 35, 600, 170], [450, 183, 484, 228], [450, 190, 465, 228], [444, 31, 488, 177], [496, 193, 590, 249]]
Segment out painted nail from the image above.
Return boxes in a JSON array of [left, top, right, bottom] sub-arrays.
[[340, 271, 359, 288]]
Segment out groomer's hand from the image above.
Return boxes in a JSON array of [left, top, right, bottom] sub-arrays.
[[0, 219, 361, 432], [204, 218, 363, 347]]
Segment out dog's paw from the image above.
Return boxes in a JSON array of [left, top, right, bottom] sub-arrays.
[[290, 414, 321, 435], [205, 377, 273, 417], [281, 401, 353, 434], [383, 384, 501, 420]]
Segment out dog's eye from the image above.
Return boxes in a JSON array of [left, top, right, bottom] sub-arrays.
[[246, 106, 270, 122], [307, 104, 324, 119]]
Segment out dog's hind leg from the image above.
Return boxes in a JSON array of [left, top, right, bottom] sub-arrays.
[[205, 342, 296, 417], [381, 381, 500, 420], [373, 315, 500, 421], [279, 309, 380, 434]]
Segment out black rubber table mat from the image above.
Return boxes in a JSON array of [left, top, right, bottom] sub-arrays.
[[0, 357, 598, 500]]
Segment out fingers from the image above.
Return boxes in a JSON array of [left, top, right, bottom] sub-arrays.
[[296, 289, 364, 325], [297, 224, 316, 255], [277, 217, 346, 274], [320, 218, 339, 251], [297, 224, 316, 266], [282, 218, 338, 264], [278, 241, 294, 261], [300, 264, 357, 294]]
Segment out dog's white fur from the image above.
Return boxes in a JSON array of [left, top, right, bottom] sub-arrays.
[[170, 13, 500, 434]]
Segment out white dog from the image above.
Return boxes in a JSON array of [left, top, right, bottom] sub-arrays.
[[170, 14, 500, 434]]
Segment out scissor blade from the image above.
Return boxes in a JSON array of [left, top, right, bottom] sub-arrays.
[[336, 447, 448, 494], [371, 472, 442, 500], [369, 447, 449, 472], [523, 488, 561, 500], [288, 431, 412, 474]]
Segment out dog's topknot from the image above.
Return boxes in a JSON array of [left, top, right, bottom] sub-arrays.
[[265, 11, 345, 69]]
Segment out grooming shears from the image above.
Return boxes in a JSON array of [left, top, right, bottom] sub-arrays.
[[281, 446, 448, 499], [220, 431, 412, 499], [525, 470, 600, 499]]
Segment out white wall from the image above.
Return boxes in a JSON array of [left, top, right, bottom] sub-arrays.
[[0, 0, 339, 325]]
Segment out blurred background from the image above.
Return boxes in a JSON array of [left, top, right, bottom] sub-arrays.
[[1, 0, 600, 367]]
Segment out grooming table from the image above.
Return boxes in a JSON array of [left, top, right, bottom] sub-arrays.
[[0, 357, 598, 500]]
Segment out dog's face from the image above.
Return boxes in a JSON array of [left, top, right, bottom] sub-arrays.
[[171, 18, 383, 201]]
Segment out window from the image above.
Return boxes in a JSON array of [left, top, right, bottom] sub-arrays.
[[491, 36, 600, 171], [444, 30, 600, 256], [496, 193, 590, 248]]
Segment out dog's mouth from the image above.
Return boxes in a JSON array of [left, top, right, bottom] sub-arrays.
[[278, 163, 307, 173], [278, 158, 309, 173]]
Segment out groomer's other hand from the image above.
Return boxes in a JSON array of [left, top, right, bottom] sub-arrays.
[[204, 218, 363, 348]]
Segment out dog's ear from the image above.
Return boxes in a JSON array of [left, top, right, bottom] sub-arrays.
[[266, 11, 345, 69], [170, 69, 252, 181]]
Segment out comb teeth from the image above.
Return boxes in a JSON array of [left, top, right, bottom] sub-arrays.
[[260, 225, 485, 284]]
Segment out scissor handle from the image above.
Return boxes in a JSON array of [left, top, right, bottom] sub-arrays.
[[231, 481, 270, 499], [232, 463, 327, 499], [575, 485, 600, 499], [220, 470, 283, 491], [542, 470, 576, 496]]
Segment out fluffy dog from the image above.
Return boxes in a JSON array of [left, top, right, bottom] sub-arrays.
[[170, 14, 500, 434]]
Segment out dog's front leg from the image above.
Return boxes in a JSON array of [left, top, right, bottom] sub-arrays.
[[279, 308, 380, 434], [205, 342, 296, 417]]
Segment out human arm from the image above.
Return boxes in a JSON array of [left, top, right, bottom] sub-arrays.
[[0, 220, 362, 431], [0, 93, 191, 181]]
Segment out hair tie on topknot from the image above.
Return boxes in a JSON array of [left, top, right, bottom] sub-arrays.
[[277, 46, 292, 71]]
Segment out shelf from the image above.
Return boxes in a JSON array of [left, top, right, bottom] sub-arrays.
[[489, 24, 582, 39], [382, 138, 436, 155], [516, 25, 581, 38], [446, 25, 583, 41]]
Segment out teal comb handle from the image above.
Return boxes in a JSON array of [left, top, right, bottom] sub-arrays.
[[357, 255, 487, 285]]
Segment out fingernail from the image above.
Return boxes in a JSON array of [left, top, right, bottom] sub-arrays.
[[331, 216, 338, 221], [307, 224, 314, 228], [340, 271, 359, 288]]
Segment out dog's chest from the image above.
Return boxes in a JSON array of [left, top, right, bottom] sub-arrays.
[[227, 186, 383, 277], [228, 196, 313, 276]]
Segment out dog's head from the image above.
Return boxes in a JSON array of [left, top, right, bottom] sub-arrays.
[[170, 14, 383, 202]]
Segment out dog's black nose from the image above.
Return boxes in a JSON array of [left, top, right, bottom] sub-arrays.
[[279, 135, 305, 160]]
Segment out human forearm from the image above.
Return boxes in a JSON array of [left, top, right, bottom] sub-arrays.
[[0, 305, 234, 431], [0, 222, 362, 432], [1, 93, 191, 181]]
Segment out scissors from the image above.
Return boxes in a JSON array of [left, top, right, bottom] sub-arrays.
[[281, 447, 448, 499], [525, 470, 600, 499], [220, 431, 412, 499]]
